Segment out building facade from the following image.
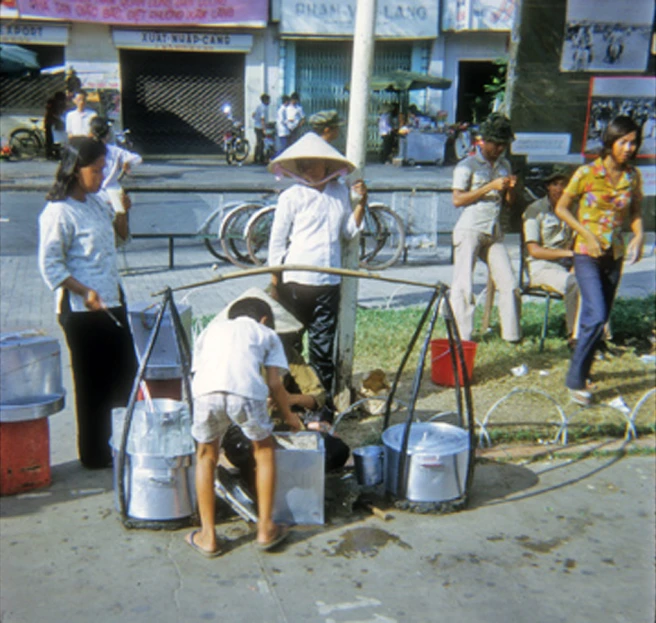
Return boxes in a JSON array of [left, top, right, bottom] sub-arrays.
[[0, 0, 515, 156]]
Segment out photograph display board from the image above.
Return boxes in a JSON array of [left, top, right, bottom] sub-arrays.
[[560, 0, 654, 72], [583, 77, 656, 158]]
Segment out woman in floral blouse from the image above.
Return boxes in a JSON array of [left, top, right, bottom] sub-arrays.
[[555, 116, 644, 406]]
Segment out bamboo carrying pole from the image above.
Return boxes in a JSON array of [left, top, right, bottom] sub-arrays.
[[151, 264, 446, 298]]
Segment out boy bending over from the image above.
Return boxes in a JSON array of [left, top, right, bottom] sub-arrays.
[[187, 297, 302, 557]]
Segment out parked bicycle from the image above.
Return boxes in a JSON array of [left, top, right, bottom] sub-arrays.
[[201, 199, 266, 265], [261, 122, 276, 165], [8, 117, 50, 160], [243, 201, 406, 270], [222, 104, 250, 166]]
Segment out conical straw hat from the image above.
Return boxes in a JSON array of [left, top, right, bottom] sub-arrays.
[[214, 287, 303, 335], [268, 132, 356, 180]]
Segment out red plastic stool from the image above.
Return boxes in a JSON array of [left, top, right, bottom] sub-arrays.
[[0, 418, 51, 496]]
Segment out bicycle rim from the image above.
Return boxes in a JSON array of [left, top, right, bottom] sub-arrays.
[[233, 139, 250, 162], [245, 205, 276, 265], [219, 203, 263, 268], [9, 130, 40, 160], [203, 236, 230, 262], [359, 204, 405, 270]]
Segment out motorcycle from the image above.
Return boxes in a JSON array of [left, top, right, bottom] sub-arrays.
[[445, 122, 482, 162], [262, 122, 276, 164], [222, 104, 250, 166]]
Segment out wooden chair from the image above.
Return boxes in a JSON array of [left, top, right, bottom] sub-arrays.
[[518, 230, 564, 352], [480, 232, 564, 352]]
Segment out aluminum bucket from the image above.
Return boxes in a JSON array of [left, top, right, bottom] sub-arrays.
[[113, 452, 196, 521], [352, 445, 384, 486], [383, 422, 470, 503]]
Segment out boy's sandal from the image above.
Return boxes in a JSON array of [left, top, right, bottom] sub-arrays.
[[185, 529, 223, 558], [257, 525, 290, 552]]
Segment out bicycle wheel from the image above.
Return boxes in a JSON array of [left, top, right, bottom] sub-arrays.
[[233, 138, 250, 163], [9, 129, 40, 161], [359, 203, 405, 270], [203, 202, 242, 262], [219, 202, 263, 268], [245, 205, 276, 266], [204, 222, 231, 262]]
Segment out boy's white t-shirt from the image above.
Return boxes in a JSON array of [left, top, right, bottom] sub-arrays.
[[191, 316, 288, 401]]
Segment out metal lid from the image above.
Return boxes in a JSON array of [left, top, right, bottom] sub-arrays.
[[0, 330, 59, 349], [382, 422, 469, 456]]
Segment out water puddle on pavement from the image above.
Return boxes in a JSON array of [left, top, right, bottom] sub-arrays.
[[515, 534, 567, 553], [327, 527, 411, 558]]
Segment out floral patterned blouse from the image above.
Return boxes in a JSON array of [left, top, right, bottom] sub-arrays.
[[563, 157, 642, 259]]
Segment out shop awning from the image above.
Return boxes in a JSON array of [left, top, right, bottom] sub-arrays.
[[370, 70, 451, 92]]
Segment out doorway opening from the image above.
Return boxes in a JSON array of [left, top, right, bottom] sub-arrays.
[[456, 60, 498, 124]]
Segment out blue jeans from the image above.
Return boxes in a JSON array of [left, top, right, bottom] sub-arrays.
[[566, 253, 622, 390]]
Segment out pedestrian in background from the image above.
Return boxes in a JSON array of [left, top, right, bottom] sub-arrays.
[[450, 113, 521, 343], [275, 95, 291, 155], [252, 93, 270, 164], [286, 92, 305, 144], [44, 91, 67, 160], [65, 90, 97, 140], [378, 104, 398, 164], [38, 137, 137, 468], [555, 115, 644, 406], [89, 117, 142, 217]]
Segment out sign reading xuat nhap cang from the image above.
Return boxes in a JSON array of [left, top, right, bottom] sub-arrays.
[[280, 0, 438, 38], [15, 0, 268, 27]]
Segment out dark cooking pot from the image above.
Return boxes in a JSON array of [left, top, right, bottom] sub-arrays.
[[382, 422, 470, 503]]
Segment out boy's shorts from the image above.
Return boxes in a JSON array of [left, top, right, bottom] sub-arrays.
[[191, 392, 273, 444]]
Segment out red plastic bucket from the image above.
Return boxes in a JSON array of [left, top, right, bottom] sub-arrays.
[[430, 339, 477, 387]]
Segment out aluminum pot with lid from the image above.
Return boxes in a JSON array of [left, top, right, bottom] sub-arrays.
[[382, 422, 470, 503]]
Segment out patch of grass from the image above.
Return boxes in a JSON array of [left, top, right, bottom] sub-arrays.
[[347, 296, 655, 449], [192, 297, 655, 449]]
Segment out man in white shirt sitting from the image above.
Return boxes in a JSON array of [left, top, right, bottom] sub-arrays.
[[65, 90, 97, 140]]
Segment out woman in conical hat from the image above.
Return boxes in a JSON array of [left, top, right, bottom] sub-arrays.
[[267, 132, 368, 397]]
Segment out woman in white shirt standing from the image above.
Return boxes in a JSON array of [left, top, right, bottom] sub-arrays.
[[38, 137, 137, 468], [267, 132, 367, 397]]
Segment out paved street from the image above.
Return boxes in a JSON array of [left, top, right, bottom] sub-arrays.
[[1, 159, 655, 623]]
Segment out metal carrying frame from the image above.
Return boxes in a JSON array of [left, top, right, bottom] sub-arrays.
[[116, 287, 194, 530], [381, 284, 476, 509]]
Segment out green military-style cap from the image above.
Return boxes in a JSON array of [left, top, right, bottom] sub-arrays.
[[543, 164, 571, 184], [309, 109, 344, 131]]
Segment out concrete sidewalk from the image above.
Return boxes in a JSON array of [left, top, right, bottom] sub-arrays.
[[1, 162, 655, 623]]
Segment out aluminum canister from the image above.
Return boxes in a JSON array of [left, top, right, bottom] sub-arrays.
[[382, 422, 470, 503]]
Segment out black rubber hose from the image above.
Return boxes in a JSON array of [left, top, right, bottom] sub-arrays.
[[382, 283, 445, 431], [117, 291, 170, 523], [395, 288, 444, 499]]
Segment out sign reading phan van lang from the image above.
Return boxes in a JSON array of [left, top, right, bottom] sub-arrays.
[[280, 0, 438, 38]]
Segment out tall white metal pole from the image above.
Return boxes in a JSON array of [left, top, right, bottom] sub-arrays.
[[335, 0, 377, 410]]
